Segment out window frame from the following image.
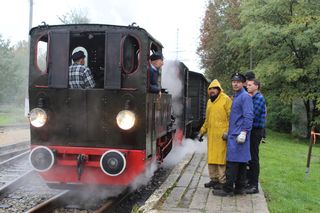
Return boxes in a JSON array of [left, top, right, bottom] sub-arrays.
[[35, 33, 49, 74], [120, 34, 141, 74]]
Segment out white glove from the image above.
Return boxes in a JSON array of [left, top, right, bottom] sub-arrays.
[[236, 131, 247, 144]]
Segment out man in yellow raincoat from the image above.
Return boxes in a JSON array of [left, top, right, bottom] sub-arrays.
[[199, 79, 232, 189]]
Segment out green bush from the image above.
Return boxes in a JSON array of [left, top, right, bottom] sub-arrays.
[[265, 95, 292, 133]]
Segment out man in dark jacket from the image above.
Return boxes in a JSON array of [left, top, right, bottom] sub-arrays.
[[246, 79, 266, 194], [149, 52, 164, 94]]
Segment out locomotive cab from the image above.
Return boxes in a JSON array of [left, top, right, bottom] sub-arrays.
[[28, 24, 175, 189]]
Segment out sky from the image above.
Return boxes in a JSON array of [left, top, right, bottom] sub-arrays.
[[0, 0, 207, 72]]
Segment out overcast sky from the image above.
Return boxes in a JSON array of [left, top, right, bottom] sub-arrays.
[[0, 0, 207, 72]]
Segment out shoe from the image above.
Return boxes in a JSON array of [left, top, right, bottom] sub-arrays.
[[204, 181, 218, 188], [245, 186, 259, 194], [245, 183, 252, 189], [212, 183, 223, 190]]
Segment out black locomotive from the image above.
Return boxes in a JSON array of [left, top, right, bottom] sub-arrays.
[[27, 23, 208, 189]]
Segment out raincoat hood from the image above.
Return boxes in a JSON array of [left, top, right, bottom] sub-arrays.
[[208, 79, 223, 96]]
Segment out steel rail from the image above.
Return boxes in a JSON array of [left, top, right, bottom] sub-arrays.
[[0, 170, 35, 199], [26, 190, 70, 213], [0, 150, 30, 167]]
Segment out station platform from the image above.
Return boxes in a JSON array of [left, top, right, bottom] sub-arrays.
[[140, 140, 269, 213]]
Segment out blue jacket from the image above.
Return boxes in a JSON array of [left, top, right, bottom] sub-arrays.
[[149, 65, 160, 93], [227, 88, 254, 162]]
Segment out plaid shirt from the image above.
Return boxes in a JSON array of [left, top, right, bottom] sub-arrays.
[[69, 64, 95, 89], [252, 92, 266, 128]]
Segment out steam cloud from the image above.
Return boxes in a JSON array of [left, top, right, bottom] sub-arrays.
[[163, 137, 206, 168], [129, 161, 158, 191], [161, 60, 183, 98], [161, 60, 185, 128]]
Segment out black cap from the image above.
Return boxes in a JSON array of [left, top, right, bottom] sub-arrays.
[[71, 51, 86, 61], [150, 52, 164, 61], [245, 71, 255, 80], [231, 72, 246, 82]]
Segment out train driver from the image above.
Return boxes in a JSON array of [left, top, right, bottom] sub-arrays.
[[69, 50, 96, 89], [148, 52, 164, 94]]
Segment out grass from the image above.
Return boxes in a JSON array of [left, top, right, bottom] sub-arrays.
[[0, 104, 28, 125], [260, 130, 320, 213]]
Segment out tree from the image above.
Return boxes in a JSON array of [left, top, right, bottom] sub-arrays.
[[57, 8, 90, 24], [0, 35, 28, 105], [197, 0, 241, 93], [0, 35, 19, 104], [13, 41, 28, 104], [198, 0, 320, 135], [230, 0, 320, 135]]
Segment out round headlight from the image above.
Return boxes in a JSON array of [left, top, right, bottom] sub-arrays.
[[28, 108, 47, 128], [116, 110, 135, 130]]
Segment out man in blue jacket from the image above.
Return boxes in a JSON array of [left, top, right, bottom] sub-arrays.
[[213, 72, 254, 196], [149, 52, 164, 94]]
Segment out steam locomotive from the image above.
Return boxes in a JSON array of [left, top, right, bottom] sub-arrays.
[[27, 23, 208, 189]]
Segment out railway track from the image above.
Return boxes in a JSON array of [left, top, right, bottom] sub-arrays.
[[0, 152, 64, 213], [0, 151, 133, 213], [0, 134, 170, 212], [47, 188, 131, 213], [0, 141, 30, 162], [20, 187, 131, 213], [0, 124, 30, 162], [0, 151, 31, 188], [28, 164, 173, 212]]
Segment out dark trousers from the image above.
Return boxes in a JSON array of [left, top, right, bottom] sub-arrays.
[[223, 161, 247, 192], [247, 128, 263, 188], [262, 128, 266, 138]]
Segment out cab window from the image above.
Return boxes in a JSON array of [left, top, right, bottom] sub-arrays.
[[121, 35, 140, 74], [36, 35, 48, 74]]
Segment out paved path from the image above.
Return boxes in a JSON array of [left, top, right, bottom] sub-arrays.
[[140, 151, 269, 213]]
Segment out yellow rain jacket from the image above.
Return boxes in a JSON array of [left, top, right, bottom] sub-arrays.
[[200, 79, 232, 165]]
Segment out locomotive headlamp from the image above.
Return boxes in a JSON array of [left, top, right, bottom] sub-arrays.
[[100, 150, 126, 176], [29, 146, 55, 172], [116, 110, 135, 130], [28, 108, 47, 128]]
